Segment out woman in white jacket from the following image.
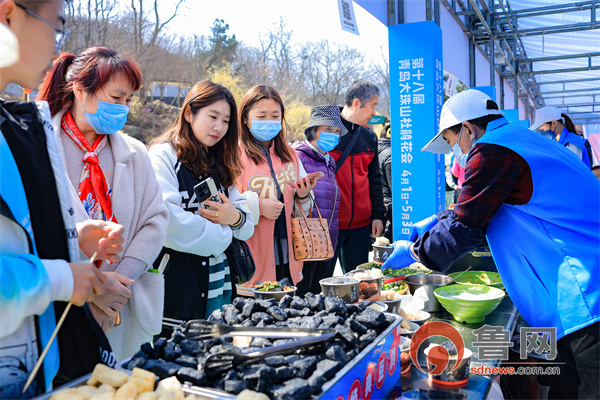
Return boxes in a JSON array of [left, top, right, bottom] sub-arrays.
[[38, 47, 168, 361], [149, 81, 254, 337]]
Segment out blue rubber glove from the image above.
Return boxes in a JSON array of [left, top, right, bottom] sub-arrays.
[[408, 215, 438, 242], [382, 240, 418, 270]]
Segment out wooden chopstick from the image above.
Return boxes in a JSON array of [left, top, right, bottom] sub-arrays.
[[22, 252, 100, 393]]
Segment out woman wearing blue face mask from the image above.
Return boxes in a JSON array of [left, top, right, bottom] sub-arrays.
[[235, 85, 317, 296], [292, 105, 347, 295], [38, 47, 169, 362], [529, 106, 593, 169]]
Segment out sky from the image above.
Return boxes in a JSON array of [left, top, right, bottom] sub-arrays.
[[159, 0, 390, 66]]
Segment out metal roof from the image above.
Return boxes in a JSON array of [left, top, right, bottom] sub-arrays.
[[443, 0, 599, 126]]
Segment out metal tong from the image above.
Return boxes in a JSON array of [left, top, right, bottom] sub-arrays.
[[203, 332, 336, 378], [184, 320, 334, 341]]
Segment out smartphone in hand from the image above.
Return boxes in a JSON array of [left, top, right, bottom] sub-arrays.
[[193, 177, 222, 210]]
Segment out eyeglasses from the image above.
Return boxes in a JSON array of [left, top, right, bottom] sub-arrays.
[[15, 3, 70, 53]]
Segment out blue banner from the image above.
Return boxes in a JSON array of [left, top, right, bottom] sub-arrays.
[[389, 21, 444, 240]]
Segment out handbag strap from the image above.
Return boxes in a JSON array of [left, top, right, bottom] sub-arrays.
[[295, 193, 326, 227], [335, 130, 360, 173]]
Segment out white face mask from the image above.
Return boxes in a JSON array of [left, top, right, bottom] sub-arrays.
[[452, 126, 476, 168]]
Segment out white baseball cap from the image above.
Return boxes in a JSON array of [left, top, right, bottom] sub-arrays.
[[422, 89, 503, 154], [529, 106, 564, 131]]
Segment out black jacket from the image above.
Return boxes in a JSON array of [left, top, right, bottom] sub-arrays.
[[330, 113, 386, 229], [378, 137, 392, 206]]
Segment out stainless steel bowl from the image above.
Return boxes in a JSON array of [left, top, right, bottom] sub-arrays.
[[404, 274, 454, 312], [372, 244, 393, 263], [320, 277, 360, 303], [345, 270, 383, 301]]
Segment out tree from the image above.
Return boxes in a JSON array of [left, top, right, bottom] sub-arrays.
[[207, 19, 238, 69], [302, 40, 366, 105]]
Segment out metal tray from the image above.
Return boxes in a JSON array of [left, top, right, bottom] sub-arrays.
[[37, 313, 403, 400]]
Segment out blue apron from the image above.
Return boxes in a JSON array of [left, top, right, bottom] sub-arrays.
[[477, 118, 600, 340], [557, 127, 591, 168]]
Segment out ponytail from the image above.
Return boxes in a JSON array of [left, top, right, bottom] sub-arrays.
[[37, 53, 76, 116], [561, 113, 577, 134]]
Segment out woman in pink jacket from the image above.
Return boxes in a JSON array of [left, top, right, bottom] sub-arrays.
[[235, 85, 317, 296]]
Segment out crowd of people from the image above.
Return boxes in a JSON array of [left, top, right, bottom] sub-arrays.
[[1, 0, 598, 399]]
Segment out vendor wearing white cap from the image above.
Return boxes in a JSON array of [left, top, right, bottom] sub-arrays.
[[530, 106, 593, 168], [383, 89, 599, 399]]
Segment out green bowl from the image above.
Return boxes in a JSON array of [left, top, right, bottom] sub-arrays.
[[447, 271, 504, 289], [434, 284, 505, 323]]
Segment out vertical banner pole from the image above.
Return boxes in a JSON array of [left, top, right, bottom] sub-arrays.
[[389, 21, 444, 241]]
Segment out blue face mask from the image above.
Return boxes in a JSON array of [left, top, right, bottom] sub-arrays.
[[83, 93, 130, 135], [316, 131, 339, 152], [539, 129, 557, 141], [249, 119, 282, 141]]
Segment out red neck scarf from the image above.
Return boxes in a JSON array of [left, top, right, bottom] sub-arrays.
[[61, 109, 117, 223]]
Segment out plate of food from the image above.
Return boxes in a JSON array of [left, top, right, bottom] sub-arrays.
[[253, 281, 297, 300]]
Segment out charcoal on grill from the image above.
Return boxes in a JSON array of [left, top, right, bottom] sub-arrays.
[[325, 345, 349, 364], [284, 355, 301, 365], [151, 337, 167, 359], [273, 378, 313, 400], [140, 342, 153, 355], [208, 309, 225, 323], [241, 319, 254, 327], [314, 310, 328, 319], [176, 366, 207, 386], [267, 306, 288, 321], [324, 297, 347, 315], [307, 373, 327, 394], [152, 361, 182, 380], [163, 341, 182, 361], [250, 337, 273, 348], [273, 339, 294, 347], [286, 308, 301, 318], [318, 319, 337, 330], [265, 355, 287, 368], [291, 355, 319, 379], [353, 308, 386, 329], [357, 330, 378, 350], [275, 366, 295, 381], [209, 343, 240, 355], [314, 359, 341, 380], [279, 295, 293, 309], [290, 297, 309, 310], [345, 318, 368, 335], [170, 330, 186, 344], [241, 300, 256, 318], [334, 324, 357, 346], [141, 359, 159, 371], [307, 294, 325, 311], [179, 339, 203, 356], [223, 308, 240, 325], [233, 296, 248, 312], [251, 311, 274, 325], [299, 316, 322, 330], [126, 351, 148, 370], [224, 379, 249, 394], [174, 355, 197, 369]]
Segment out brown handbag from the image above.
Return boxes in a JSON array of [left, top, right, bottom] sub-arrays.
[[291, 195, 335, 261]]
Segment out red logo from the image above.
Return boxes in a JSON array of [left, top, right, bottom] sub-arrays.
[[388, 338, 398, 375], [348, 378, 361, 400], [375, 351, 387, 389], [363, 363, 375, 400], [410, 321, 465, 374]]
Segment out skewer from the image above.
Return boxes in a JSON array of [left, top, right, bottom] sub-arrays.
[[22, 252, 100, 393]]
